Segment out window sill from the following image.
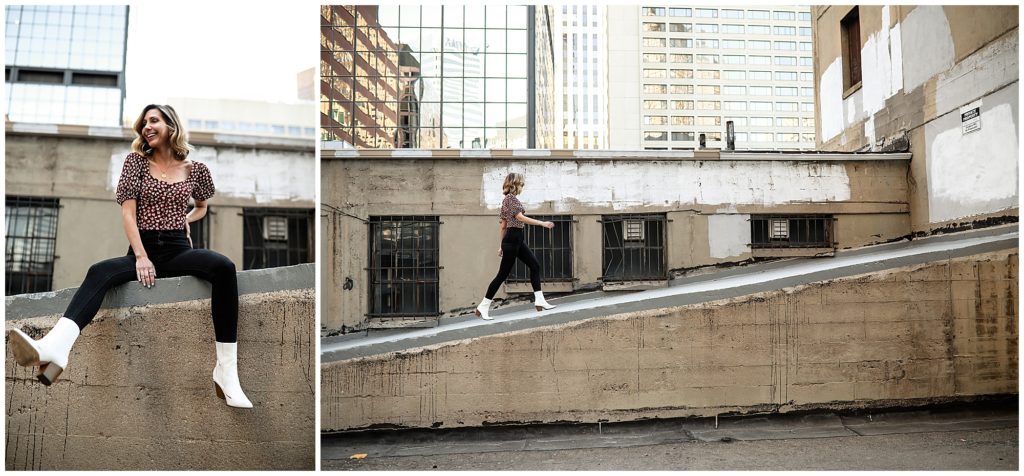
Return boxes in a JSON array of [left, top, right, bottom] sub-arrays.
[[842, 81, 862, 99]]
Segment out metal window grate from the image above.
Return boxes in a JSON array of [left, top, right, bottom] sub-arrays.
[[508, 215, 574, 283], [242, 208, 314, 269], [368, 216, 440, 318], [751, 215, 835, 248], [5, 196, 59, 294], [601, 214, 667, 281]]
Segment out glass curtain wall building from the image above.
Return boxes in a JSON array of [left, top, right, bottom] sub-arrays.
[[5, 5, 129, 126], [320, 5, 555, 149]]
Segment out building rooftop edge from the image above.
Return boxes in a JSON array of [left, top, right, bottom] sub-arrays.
[[6, 121, 315, 152], [320, 148, 912, 161]]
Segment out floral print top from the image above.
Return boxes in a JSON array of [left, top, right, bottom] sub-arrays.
[[115, 152, 214, 230], [499, 194, 525, 228]]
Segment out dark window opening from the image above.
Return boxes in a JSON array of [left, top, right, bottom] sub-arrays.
[[750, 215, 834, 248], [6, 196, 60, 295], [508, 215, 574, 283], [242, 208, 314, 269], [17, 69, 63, 84], [601, 214, 667, 281], [841, 7, 861, 91], [368, 216, 440, 317], [70, 72, 119, 87]]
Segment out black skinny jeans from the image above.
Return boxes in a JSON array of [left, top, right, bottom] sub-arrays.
[[63, 230, 239, 342], [485, 227, 542, 299]]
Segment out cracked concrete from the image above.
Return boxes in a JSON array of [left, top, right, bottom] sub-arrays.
[[5, 267, 315, 470]]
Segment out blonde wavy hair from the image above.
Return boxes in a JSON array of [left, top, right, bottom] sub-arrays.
[[131, 104, 191, 160], [502, 173, 525, 196]]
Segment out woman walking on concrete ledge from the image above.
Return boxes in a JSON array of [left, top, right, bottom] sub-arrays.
[[7, 104, 252, 408], [475, 173, 557, 320]]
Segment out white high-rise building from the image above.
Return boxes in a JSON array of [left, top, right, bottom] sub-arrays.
[[553, 4, 609, 149], [610, 5, 816, 150]]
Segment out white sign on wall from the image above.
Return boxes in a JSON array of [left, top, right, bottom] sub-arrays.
[[961, 100, 982, 135]]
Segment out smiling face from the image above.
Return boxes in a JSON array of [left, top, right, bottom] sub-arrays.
[[141, 108, 172, 150]]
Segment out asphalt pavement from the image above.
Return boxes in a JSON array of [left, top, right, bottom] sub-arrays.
[[323, 402, 1018, 470]]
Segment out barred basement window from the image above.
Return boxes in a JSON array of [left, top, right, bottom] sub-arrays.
[[751, 215, 834, 248], [602, 214, 667, 281], [368, 216, 440, 317], [508, 215, 573, 283], [242, 208, 313, 269], [6, 196, 59, 294]]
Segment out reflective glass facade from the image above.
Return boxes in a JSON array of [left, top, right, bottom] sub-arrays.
[[321, 5, 555, 149], [5, 5, 128, 126]]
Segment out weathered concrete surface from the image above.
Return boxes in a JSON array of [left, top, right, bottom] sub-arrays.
[[322, 225, 1017, 361], [321, 151, 911, 332], [5, 269, 315, 470], [322, 248, 1017, 431], [812, 6, 1018, 231]]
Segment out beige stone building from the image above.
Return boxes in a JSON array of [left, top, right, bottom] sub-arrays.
[[321, 148, 911, 333], [5, 122, 315, 296], [811, 5, 1018, 231]]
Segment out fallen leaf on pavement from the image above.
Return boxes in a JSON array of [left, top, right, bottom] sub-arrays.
[[351, 454, 368, 459]]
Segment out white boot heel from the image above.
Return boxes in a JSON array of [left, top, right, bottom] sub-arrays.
[[7, 317, 80, 386], [534, 291, 556, 312], [475, 297, 493, 320], [212, 342, 253, 408]]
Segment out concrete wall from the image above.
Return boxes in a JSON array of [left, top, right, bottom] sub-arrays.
[[321, 149, 911, 332], [812, 6, 1019, 231], [5, 123, 315, 290], [5, 265, 315, 470], [321, 249, 1018, 431]]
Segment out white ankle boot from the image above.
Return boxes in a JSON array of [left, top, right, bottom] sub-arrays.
[[7, 317, 80, 385], [534, 291, 556, 311], [474, 297, 493, 320], [212, 342, 253, 408]]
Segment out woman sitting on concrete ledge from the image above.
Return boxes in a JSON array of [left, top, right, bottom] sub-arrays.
[[7, 104, 253, 409]]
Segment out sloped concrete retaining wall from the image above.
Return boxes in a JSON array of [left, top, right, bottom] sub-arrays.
[[5, 264, 315, 470], [322, 251, 1017, 431]]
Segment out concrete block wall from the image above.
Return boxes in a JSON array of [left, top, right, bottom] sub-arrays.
[[5, 265, 315, 470], [322, 250, 1017, 431]]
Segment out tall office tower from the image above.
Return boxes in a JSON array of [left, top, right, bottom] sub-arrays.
[[5, 5, 129, 126], [611, 5, 816, 150], [553, 4, 609, 149], [320, 5, 556, 149]]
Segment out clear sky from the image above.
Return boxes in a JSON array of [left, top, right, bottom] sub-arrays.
[[123, 4, 316, 121]]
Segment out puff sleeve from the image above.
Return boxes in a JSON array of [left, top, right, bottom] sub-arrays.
[[115, 153, 144, 205], [191, 161, 215, 201]]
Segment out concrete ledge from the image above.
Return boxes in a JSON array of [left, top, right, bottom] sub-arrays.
[[6, 265, 315, 470], [6, 263, 314, 320], [322, 248, 1018, 431]]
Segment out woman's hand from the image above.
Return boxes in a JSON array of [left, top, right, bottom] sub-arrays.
[[498, 248, 503, 257], [185, 221, 193, 248], [136, 256, 156, 288], [543, 221, 555, 229]]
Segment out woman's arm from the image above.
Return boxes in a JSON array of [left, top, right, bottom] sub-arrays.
[[187, 199, 208, 223], [497, 219, 508, 256], [515, 212, 555, 229], [185, 199, 208, 247], [121, 199, 156, 287]]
